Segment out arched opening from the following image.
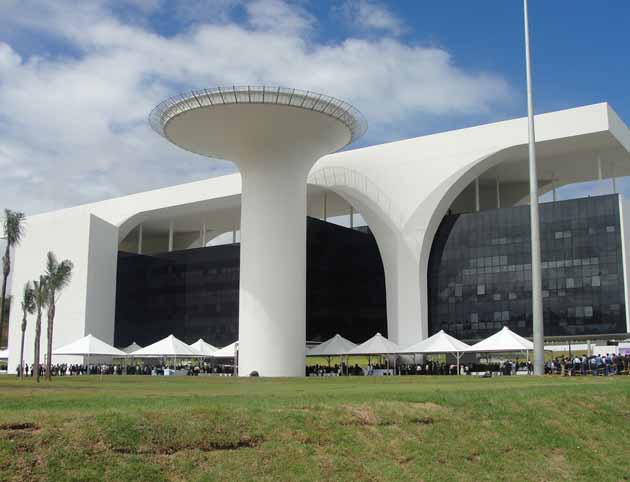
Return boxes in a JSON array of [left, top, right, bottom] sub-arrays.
[[425, 147, 629, 343], [112, 186, 388, 349]]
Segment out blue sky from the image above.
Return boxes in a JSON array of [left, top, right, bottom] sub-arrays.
[[0, 0, 628, 214]]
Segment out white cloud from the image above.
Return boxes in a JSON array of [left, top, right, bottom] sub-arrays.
[[336, 0, 406, 36], [0, 0, 512, 214], [245, 0, 315, 35]]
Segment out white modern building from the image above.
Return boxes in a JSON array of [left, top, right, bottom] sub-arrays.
[[6, 94, 630, 376]]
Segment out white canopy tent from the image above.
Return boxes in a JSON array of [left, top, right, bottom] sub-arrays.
[[190, 339, 218, 357], [53, 334, 126, 366], [347, 333, 401, 356], [347, 333, 401, 374], [131, 334, 200, 361], [0, 348, 8, 360], [400, 329, 471, 374], [212, 341, 238, 358], [467, 326, 534, 354], [121, 342, 142, 354], [307, 334, 357, 374], [308, 334, 357, 356]]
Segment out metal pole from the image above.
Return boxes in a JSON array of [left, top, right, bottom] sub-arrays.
[[137, 224, 143, 255], [524, 0, 544, 376], [168, 221, 174, 252], [496, 178, 501, 209], [475, 177, 480, 212]]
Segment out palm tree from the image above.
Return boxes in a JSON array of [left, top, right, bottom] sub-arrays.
[[19, 282, 35, 380], [44, 252, 73, 381], [1, 209, 26, 348], [1, 295, 11, 345], [32, 277, 47, 383]]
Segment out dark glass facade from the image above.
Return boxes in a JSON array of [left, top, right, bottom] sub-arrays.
[[114, 217, 387, 347], [429, 194, 627, 341]]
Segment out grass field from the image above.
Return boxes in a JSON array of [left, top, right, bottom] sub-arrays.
[[0, 375, 629, 482]]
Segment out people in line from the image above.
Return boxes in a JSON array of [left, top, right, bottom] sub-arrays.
[[306, 363, 364, 376], [15, 352, 630, 377], [15, 361, 238, 377], [306, 353, 630, 377], [545, 353, 628, 376]]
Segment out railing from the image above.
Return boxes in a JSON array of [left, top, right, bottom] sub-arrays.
[[149, 86, 367, 145]]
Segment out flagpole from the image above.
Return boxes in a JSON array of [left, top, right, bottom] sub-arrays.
[[523, 0, 545, 375]]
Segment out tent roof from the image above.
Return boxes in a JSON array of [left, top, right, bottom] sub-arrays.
[[0, 348, 8, 359], [53, 334, 126, 357], [307, 334, 357, 356], [121, 342, 143, 354], [213, 341, 238, 358], [347, 333, 401, 355], [190, 339, 218, 356], [131, 334, 200, 357], [467, 326, 534, 352], [400, 330, 470, 354]]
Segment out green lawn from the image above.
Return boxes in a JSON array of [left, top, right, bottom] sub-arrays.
[[0, 375, 628, 482]]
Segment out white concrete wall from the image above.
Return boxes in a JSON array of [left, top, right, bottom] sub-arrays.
[[7, 209, 92, 369], [84, 215, 119, 345]]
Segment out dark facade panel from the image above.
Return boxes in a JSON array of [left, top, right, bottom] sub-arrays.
[[114, 217, 387, 347], [428, 194, 627, 341]]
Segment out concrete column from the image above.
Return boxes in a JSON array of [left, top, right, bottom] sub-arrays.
[[238, 162, 308, 377], [137, 224, 143, 255], [201, 223, 207, 247], [597, 156, 603, 181], [232, 229, 237, 244], [168, 221, 174, 252], [350, 205, 354, 229], [323, 192, 327, 221], [475, 177, 480, 212], [380, 235, 423, 344]]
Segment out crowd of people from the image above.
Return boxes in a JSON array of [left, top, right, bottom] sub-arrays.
[[17, 363, 130, 377], [306, 360, 530, 376], [15, 362, 237, 377], [307, 353, 630, 377], [13, 352, 630, 377], [545, 353, 629, 376], [306, 363, 364, 376]]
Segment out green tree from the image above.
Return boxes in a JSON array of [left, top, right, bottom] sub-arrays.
[[1, 209, 26, 348], [32, 277, 47, 383], [44, 252, 73, 381], [19, 283, 35, 380]]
